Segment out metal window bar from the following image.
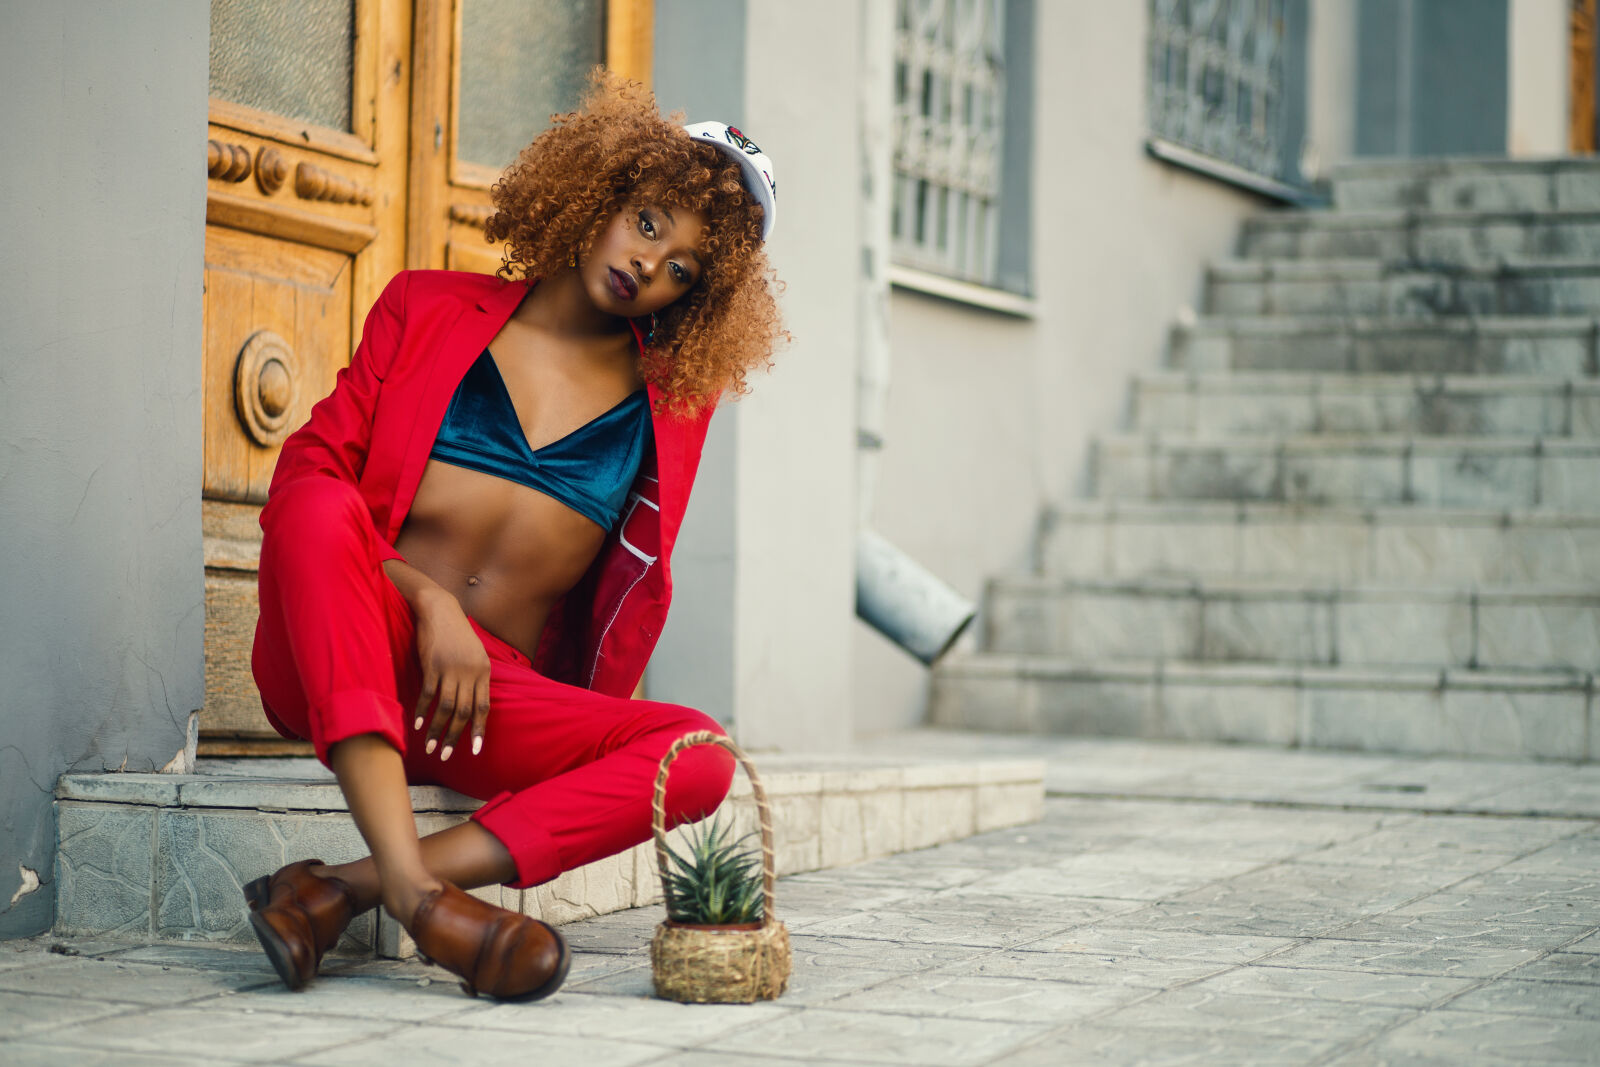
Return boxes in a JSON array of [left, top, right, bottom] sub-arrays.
[[892, 0, 1006, 285], [1148, 0, 1287, 181]]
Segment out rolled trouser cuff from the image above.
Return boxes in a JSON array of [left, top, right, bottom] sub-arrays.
[[471, 791, 564, 889], [308, 689, 407, 764]]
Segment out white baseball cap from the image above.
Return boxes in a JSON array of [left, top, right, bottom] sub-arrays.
[[682, 121, 776, 240]]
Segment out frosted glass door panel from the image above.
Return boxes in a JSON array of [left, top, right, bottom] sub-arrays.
[[209, 0, 356, 131]]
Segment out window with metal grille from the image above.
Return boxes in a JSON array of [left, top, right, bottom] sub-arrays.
[[1146, 0, 1311, 200], [892, 0, 1008, 287]]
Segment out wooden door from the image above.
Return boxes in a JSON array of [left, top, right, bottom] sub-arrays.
[[201, 0, 654, 751], [407, 0, 653, 274]]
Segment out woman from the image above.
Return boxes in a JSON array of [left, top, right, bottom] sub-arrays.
[[244, 72, 782, 1002]]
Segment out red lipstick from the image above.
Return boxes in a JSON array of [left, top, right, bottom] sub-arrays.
[[608, 267, 638, 301]]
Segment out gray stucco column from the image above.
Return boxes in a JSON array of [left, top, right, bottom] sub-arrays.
[[0, 0, 209, 937]]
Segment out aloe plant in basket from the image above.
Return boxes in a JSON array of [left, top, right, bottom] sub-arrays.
[[649, 731, 790, 1003], [660, 816, 765, 928]]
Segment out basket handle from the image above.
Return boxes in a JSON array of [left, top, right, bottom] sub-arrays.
[[650, 730, 778, 926]]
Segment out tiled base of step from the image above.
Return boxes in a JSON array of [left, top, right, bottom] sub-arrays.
[[1207, 258, 1600, 318], [1331, 158, 1600, 213], [1170, 316, 1598, 377], [985, 575, 1600, 673], [1240, 208, 1600, 263], [931, 655, 1596, 760], [1040, 502, 1600, 585], [1132, 372, 1600, 439], [1094, 434, 1600, 513], [52, 754, 1042, 957]]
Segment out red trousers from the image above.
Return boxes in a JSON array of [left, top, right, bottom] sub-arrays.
[[251, 477, 734, 889]]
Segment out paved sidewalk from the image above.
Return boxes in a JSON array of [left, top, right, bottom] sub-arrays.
[[3, 736, 1599, 1065]]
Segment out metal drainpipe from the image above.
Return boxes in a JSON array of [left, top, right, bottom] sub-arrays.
[[854, 0, 975, 665]]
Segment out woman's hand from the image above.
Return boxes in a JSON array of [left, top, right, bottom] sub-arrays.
[[383, 560, 491, 761], [412, 588, 491, 761]]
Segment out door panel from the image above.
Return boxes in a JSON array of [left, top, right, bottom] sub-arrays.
[[408, 0, 653, 272]]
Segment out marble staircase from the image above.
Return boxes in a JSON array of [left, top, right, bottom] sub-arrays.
[[932, 159, 1600, 760]]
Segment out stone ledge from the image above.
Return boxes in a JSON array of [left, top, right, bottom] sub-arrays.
[[53, 753, 1044, 957]]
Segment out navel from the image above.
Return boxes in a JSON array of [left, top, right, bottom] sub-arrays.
[[466, 575, 481, 587]]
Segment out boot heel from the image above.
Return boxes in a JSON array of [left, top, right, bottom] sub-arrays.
[[242, 875, 271, 911]]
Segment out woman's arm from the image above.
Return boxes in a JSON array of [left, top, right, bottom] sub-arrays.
[[382, 558, 492, 761]]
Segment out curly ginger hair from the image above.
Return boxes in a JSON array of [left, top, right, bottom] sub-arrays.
[[484, 70, 784, 415]]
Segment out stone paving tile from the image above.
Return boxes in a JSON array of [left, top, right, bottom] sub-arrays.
[[215, 975, 496, 1023], [1330, 913, 1597, 949], [820, 971, 1150, 1023], [794, 908, 1079, 949], [22, 1004, 398, 1061], [0, 1042, 225, 1067], [1335, 1009, 1600, 1065], [785, 934, 991, 973], [987, 1025, 1347, 1066], [700, 1006, 1051, 1066], [1254, 936, 1545, 978], [1443, 978, 1600, 1020], [0, 989, 137, 1039], [1092, 986, 1415, 1040], [930, 946, 1232, 989], [1020, 926, 1299, 964], [297, 1026, 670, 1067], [642, 1051, 883, 1067], [0, 955, 279, 1004], [463, 991, 792, 1047], [1188, 963, 1477, 1007], [1504, 951, 1600, 985]]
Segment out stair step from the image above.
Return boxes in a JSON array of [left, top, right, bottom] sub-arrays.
[[1331, 157, 1600, 213], [929, 654, 1595, 760], [1038, 501, 1600, 585], [1093, 433, 1600, 512], [51, 756, 1043, 951], [1169, 315, 1597, 377], [1241, 209, 1600, 263], [1132, 372, 1600, 438], [1207, 258, 1600, 318], [984, 575, 1600, 673]]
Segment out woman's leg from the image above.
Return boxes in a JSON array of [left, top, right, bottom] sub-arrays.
[[254, 477, 438, 921]]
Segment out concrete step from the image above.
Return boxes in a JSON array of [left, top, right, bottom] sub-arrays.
[[1093, 433, 1600, 512], [1241, 209, 1600, 264], [1169, 315, 1597, 377], [929, 653, 1596, 760], [1037, 500, 1600, 586], [1331, 157, 1600, 213], [52, 754, 1043, 953], [1131, 372, 1600, 439], [1206, 258, 1600, 318], [984, 574, 1600, 673]]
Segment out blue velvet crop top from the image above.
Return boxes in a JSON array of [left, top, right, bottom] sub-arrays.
[[429, 349, 652, 530]]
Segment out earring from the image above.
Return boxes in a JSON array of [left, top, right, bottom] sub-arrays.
[[567, 250, 577, 268], [646, 312, 659, 344]]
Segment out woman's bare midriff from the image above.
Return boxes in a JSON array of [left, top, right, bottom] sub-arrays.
[[395, 460, 609, 659]]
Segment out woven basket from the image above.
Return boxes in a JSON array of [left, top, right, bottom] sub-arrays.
[[649, 730, 791, 1003]]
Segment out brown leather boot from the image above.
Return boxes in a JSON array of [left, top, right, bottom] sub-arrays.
[[244, 859, 360, 991], [408, 882, 570, 1001]]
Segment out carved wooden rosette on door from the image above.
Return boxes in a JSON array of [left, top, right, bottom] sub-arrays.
[[201, 0, 411, 747], [201, 0, 654, 750]]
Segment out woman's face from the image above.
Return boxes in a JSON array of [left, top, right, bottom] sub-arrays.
[[580, 202, 709, 319]]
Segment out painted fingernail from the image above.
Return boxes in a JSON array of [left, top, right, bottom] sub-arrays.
[[413, 717, 424, 731], [471, 736, 482, 756], [425, 739, 437, 755], [440, 745, 453, 762]]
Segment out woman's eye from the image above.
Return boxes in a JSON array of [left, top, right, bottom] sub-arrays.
[[670, 263, 689, 283], [640, 214, 656, 237]]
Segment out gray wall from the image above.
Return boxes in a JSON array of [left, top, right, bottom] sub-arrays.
[[0, 0, 209, 937], [1356, 0, 1509, 157]]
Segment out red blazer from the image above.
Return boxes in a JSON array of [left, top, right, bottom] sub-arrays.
[[263, 269, 714, 697]]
